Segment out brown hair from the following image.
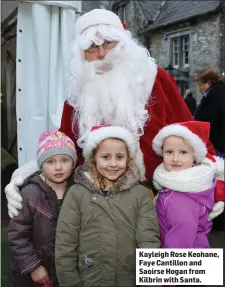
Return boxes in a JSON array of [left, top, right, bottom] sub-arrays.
[[88, 142, 133, 190], [195, 67, 223, 84]]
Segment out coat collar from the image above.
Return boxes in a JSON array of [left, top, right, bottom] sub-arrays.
[[74, 164, 141, 193]]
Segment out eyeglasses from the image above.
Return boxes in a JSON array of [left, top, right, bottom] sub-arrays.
[[86, 41, 117, 53]]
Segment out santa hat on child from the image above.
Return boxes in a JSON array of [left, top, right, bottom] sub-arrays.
[[152, 121, 216, 163], [82, 125, 146, 180], [152, 121, 224, 191], [37, 130, 77, 169]]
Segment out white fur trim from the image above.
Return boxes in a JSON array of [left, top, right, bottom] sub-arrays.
[[83, 126, 137, 159], [152, 124, 207, 163], [75, 9, 124, 36]]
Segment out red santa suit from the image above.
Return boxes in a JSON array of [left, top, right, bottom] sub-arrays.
[[59, 66, 216, 180]]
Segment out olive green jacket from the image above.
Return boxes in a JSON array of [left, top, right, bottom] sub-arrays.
[[55, 165, 160, 287]]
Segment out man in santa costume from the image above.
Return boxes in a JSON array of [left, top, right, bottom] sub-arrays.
[[5, 9, 224, 220]]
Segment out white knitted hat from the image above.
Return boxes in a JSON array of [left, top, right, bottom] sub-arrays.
[[83, 125, 146, 180], [152, 121, 212, 163], [75, 9, 124, 36]]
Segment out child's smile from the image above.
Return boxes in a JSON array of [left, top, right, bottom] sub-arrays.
[[94, 138, 128, 189]]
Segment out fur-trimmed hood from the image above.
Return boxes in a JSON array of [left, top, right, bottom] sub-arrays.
[[74, 164, 141, 193]]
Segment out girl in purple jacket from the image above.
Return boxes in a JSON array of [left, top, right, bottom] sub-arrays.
[[152, 121, 224, 248]]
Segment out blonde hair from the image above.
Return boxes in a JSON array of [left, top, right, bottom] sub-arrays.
[[88, 141, 133, 190]]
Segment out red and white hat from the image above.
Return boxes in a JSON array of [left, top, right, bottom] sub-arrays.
[[82, 125, 146, 180], [75, 9, 125, 36], [152, 121, 214, 163]]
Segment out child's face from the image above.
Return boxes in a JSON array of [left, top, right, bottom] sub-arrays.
[[42, 154, 74, 184], [94, 138, 128, 188], [162, 136, 195, 172]]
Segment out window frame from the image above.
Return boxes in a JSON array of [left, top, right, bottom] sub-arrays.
[[172, 37, 179, 68], [164, 28, 191, 69], [182, 35, 190, 68]]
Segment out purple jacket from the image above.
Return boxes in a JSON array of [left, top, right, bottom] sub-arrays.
[[156, 184, 215, 248]]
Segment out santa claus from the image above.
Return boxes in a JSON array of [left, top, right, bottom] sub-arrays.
[[5, 9, 224, 219]]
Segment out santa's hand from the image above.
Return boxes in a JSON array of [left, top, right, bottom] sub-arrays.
[[208, 201, 225, 221], [5, 161, 38, 218]]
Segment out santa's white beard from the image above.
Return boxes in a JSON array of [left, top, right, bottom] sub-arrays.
[[68, 40, 157, 148]]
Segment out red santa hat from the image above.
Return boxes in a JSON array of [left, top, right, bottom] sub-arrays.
[[75, 9, 125, 36], [82, 125, 146, 180], [153, 121, 225, 204], [152, 121, 215, 163]]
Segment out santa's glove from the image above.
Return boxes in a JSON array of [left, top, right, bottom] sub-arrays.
[[5, 161, 38, 218], [208, 201, 225, 221]]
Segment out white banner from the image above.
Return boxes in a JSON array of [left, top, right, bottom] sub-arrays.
[[136, 249, 223, 285]]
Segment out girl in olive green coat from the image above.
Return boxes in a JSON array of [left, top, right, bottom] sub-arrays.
[[55, 126, 160, 287]]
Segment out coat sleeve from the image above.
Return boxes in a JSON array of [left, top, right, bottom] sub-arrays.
[[59, 101, 84, 166], [59, 101, 84, 167], [194, 88, 224, 154], [136, 187, 160, 248], [163, 194, 199, 248], [55, 185, 83, 287], [8, 187, 41, 275], [194, 90, 221, 123]]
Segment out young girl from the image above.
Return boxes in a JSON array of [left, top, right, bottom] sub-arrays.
[[55, 125, 160, 286], [152, 121, 224, 248], [8, 130, 77, 287]]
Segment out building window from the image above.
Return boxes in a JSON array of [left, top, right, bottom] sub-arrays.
[[172, 38, 179, 67], [171, 35, 190, 68], [183, 36, 189, 66]]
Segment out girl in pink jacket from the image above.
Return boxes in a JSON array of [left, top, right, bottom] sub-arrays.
[[152, 121, 224, 248]]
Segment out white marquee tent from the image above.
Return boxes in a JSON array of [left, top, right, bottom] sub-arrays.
[[2, 1, 81, 167]]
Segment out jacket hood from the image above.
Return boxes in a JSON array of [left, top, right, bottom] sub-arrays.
[[164, 182, 215, 211], [74, 164, 141, 193], [21, 171, 51, 195], [183, 183, 215, 210]]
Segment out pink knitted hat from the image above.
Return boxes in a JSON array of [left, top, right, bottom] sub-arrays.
[[36, 130, 77, 168]]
